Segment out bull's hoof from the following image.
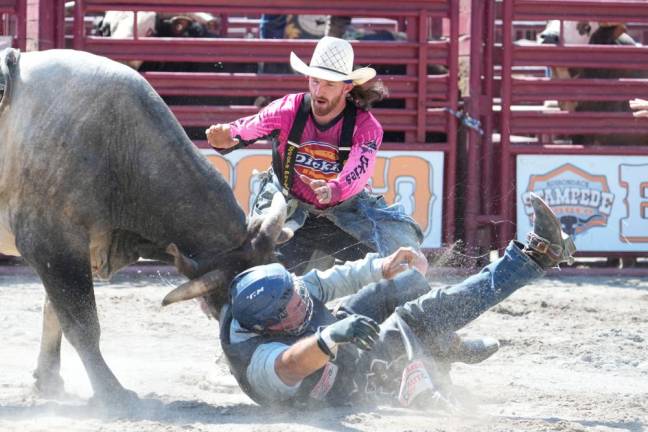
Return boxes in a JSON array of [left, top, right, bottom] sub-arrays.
[[33, 371, 66, 398], [88, 388, 140, 413]]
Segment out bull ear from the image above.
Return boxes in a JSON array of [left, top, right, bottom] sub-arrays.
[[259, 192, 288, 242], [162, 268, 227, 306], [166, 243, 199, 279]]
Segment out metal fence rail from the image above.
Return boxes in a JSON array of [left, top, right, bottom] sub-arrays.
[[466, 0, 648, 260], [0, 0, 26, 50]]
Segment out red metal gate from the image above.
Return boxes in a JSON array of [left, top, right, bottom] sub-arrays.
[[466, 0, 648, 262], [0, 0, 26, 50]]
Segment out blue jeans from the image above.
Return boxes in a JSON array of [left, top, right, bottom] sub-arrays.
[[251, 171, 423, 260], [326, 191, 422, 256], [341, 241, 544, 341], [400, 240, 543, 339]]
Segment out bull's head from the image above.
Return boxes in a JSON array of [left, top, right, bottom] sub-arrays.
[[537, 20, 600, 46], [161, 192, 293, 316]]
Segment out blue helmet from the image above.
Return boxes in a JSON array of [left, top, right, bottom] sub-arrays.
[[230, 263, 313, 335]]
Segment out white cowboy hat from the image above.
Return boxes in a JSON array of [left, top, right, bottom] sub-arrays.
[[290, 36, 376, 86]]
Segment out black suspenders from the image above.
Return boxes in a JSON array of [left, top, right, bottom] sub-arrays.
[[273, 93, 357, 192], [273, 94, 312, 192], [339, 97, 358, 166]]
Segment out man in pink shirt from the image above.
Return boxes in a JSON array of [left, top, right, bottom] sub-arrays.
[[207, 36, 422, 273]]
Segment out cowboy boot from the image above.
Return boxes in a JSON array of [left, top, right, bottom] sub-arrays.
[[429, 331, 500, 365], [437, 332, 500, 365], [524, 193, 576, 269]]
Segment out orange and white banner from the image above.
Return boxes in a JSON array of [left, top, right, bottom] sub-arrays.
[[204, 149, 444, 248], [517, 155, 648, 252]]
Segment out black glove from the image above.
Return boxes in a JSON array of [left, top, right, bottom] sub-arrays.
[[318, 314, 380, 357]]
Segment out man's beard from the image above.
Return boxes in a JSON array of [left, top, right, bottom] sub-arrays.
[[311, 93, 343, 117]]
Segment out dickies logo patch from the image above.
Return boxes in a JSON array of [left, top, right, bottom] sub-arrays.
[[294, 141, 341, 180]]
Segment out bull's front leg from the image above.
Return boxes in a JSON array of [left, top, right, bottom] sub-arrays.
[[16, 221, 138, 408], [33, 295, 65, 397]]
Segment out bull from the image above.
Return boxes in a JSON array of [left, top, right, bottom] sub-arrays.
[[538, 21, 648, 145], [572, 24, 648, 145], [0, 48, 290, 406]]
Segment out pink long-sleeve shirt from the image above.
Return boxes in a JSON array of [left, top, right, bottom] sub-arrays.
[[229, 93, 383, 209]]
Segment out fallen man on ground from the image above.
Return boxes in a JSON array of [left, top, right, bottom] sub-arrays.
[[218, 194, 576, 408]]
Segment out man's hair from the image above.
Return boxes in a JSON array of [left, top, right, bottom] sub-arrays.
[[348, 79, 389, 110]]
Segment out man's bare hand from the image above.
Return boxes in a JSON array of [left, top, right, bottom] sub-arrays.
[[630, 98, 648, 118], [299, 174, 332, 204], [381, 247, 428, 279], [206, 124, 239, 149]]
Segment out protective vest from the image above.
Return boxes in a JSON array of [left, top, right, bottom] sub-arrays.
[[219, 299, 362, 407]]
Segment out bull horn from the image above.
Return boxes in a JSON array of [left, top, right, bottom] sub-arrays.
[[162, 268, 227, 306], [259, 192, 288, 242]]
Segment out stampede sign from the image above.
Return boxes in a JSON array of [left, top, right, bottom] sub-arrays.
[[517, 156, 648, 252], [521, 163, 615, 237], [205, 149, 444, 248]]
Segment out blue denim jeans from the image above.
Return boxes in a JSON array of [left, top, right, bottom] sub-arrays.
[[251, 171, 423, 259], [340, 240, 544, 341], [396, 240, 544, 339], [326, 191, 422, 256]]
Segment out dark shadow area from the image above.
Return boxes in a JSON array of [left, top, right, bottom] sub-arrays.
[[139, 61, 258, 74], [162, 95, 258, 106]]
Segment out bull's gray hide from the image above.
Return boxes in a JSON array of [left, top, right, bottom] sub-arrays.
[[0, 48, 288, 406]]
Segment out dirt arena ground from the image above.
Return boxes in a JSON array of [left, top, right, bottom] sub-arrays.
[[0, 264, 646, 432]]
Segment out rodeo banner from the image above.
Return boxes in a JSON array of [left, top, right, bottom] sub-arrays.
[[204, 149, 444, 248], [517, 155, 648, 252]]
